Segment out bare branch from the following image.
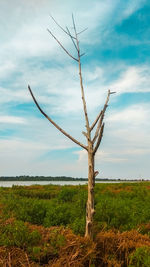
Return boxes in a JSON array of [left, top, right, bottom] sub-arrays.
[[72, 14, 90, 134], [82, 131, 88, 138], [80, 52, 86, 57], [90, 110, 102, 131], [110, 91, 116, 94], [92, 90, 110, 145], [66, 26, 78, 51], [91, 90, 116, 133], [28, 85, 87, 150], [94, 171, 99, 177], [47, 28, 78, 61], [93, 123, 105, 155], [82, 131, 91, 142], [92, 121, 102, 144], [93, 89, 115, 153], [77, 27, 88, 35], [72, 14, 77, 35], [49, 14, 76, 39]]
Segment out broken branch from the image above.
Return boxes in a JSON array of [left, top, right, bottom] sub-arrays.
[[93, 123, 105, 155], [90, 110, 102, 131], [92, 90, 110, 144]]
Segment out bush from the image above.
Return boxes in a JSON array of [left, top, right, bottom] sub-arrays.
[[44, 202, 72, 227], [58, 187, 77, 202], [129, 246, 150, 267], [70, 216, 85, 235], [49, 228, 66, 254], [1, 183, 150, 235], [0, 220, 41, 248], [3, 195, 48, 225], [94, 186, 150, 231]]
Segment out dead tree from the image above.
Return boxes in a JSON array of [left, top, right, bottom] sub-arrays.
[[28, 15, 115, 239]]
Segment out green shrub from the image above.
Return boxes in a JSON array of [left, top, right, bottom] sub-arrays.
[[1, 183, 150, 235], [58, 187, 77, 202], [3, 196, 48, 224], [94, 186, 150, 231], [0, 220, 41, 248], [129, 246, 150, 267], [13, 187, 57, 199], [49, 228, 66, 254], [70, 216, 85, 235], [31, 246, 41, 260], [44, 202, 72, 227]]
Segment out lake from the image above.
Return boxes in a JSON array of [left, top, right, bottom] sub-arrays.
[[0, 180, 136, 187]]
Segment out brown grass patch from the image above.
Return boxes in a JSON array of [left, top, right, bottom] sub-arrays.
[[0, 222, 150, 266]]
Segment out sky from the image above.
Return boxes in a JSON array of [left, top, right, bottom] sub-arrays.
[[0, 0, 150, 179]]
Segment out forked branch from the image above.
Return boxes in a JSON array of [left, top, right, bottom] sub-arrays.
[[90, 110, 102, 131], [48, 14, 90, 136], [66, 26, 78, 51], [28, 85, 87, 151], [93, 123, 105, 155], [93, 90, 116, 153], [72, 14, 90, 134], [77, 27, 88, 35], [91, 90, 116, 135], [49, 14, 76, 39], [47, 29, 78, 62]]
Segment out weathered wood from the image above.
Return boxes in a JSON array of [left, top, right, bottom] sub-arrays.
[[90, 110, 102, 131], [85, 143, 95, 239], [28, 15, 114, 240]]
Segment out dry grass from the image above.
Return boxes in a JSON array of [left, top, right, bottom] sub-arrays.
[[0, 222, 150, 267]]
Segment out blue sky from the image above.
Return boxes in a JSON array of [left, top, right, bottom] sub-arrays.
[[0, 0, 150, 179]]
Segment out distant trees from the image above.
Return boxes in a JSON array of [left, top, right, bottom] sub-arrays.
[[0, 176, 87, 182], [28, 15, 115, 239]]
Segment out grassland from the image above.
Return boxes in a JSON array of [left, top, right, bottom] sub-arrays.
[[0, 182, 150, 266]]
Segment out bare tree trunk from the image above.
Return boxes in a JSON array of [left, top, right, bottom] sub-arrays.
[[28, 15, 115, 240], [85, 141, 95, 239]]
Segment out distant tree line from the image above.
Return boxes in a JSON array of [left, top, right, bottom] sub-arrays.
[[0, 176, 115, 181], [0, 176, 86, 181], [0, 176, 147, 181]]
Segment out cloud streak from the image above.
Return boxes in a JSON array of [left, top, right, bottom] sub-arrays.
[[0, 116, 26, 124]]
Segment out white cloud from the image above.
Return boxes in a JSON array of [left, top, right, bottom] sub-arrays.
[[0, 138, 70, 152], [75, 149, 128, 164], [108, 104, 149, 124], [0, 61, 16, 79], [110, 65, 150, 94], [0, 87, 29, 104], [0, 116, 26, 124], [0, 138, 79, 176], [120, 0, 146, 19], [0, 0, 145, 62]]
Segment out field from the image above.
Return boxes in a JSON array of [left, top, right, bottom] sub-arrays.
[[0, 182, 150, 266]]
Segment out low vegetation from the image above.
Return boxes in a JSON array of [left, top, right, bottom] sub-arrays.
[[0, 182, 150, 266]]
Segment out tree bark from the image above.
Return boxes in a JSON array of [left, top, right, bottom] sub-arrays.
[[85, 142, 95, 239]]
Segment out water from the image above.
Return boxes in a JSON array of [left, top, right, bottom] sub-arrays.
[[0, 180, 134, 188], [0, 181, 88, 187]]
